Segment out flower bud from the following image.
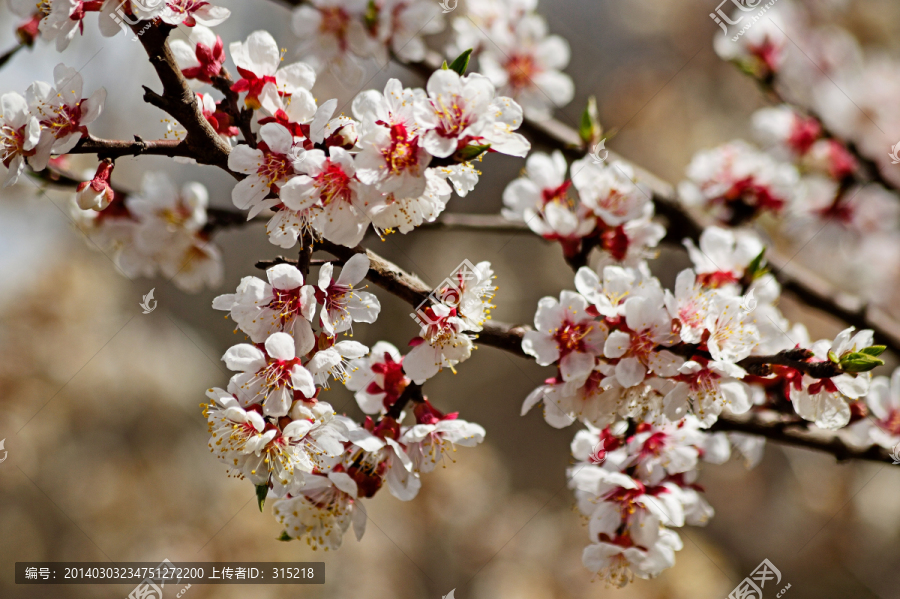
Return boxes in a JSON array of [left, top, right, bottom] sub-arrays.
[[75, 160, 115, 211]]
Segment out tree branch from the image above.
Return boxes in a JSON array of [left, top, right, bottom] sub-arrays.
[[133, 21, 233, 171], [256, 241, 896, 464], [384, 382, 423, 420], [710, 413, 894, 464], [68, 135, 193, 160]]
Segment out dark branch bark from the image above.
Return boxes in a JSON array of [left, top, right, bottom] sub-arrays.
[[68, 135, 193, 160], [710, 413, 895, 464], [133, 21, 233, 171], [385, 382, 423, 420]]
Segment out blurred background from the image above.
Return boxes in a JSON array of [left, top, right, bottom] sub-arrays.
[[2, 0, 900, 597]]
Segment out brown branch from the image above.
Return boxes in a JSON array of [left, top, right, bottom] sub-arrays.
[[68, 135, 193, 160], [211, 68, 257, 148], [255, 240, 531, 357], [710, 413, 894, 465], [133, 21, 233, 171], [384, 382, 423, 420]]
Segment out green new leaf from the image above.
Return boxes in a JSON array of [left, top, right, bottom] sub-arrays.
[[256, 484, 269, 512], [745, 247, 769, 280], [839, 352, 885, 373], [827, 351, 839, 364], [860, 345, 887, 357], [277, 531, 293, 542], [456, 143, 491, 162], [448, 49, 473, 75], [579, 95, 601, 145], [364, 0, 378, 29], [441, 60, 449, 70]]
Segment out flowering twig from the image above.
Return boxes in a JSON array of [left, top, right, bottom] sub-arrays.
[[748, 66, 899, 195], [256, 242, 896, 464], [132, 21, 233, 171]]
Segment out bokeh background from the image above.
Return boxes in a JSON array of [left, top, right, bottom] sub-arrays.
[[2, 0, 900, 597]]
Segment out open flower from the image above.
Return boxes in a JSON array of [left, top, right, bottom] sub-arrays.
[[317, 253, 381, 335], [291, 0, 371, 86], [27, 63, 106, 162], [223, 332, 316, 417], [279, 147, 369, 247], [401, 399, 486, 473], [212, 263, 316, 343], [415, 69, 529, 159], [272, 472, 366, 550], [478, 13, 574, 120], [0, 92, 41, 186], [604, 295, 682, 388], [228, 123, 301, 216], [230, 30, 317, 110], [523, 290, 608, 383]]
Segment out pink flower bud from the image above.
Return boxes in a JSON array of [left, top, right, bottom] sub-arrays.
[[75, 160, 115, 211]]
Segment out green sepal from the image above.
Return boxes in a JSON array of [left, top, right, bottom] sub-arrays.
[[277, 531, 293, 542]]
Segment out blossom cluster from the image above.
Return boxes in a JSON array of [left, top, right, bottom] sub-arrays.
[[447, 0, 574, 119], [502, 151, 664, 269], [171, 29, 530, 249], [72, 169, 224, 292], [569, 418, 761, 585], [290, 0, 445, 85], [705, 0, 900, 301], [521, 224, 884, 581], [8, 0, 231, 51], [206, 256, 486, 549], [1, 63, 105, 187]]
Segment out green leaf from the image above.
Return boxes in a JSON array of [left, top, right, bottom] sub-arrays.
[[827, 351, 839, 364], [455, 143, 491, 162], [745, 246, 768, 280], [364, 0, 378, 29], [579, 95, 601, 145], [839, 352, 885, 373], [277, 531, 293, 542], [860, 345, 887, 357], [441, 60, 449, 70], [448, 49, 473, 75], [256, 484, 269, 512]]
